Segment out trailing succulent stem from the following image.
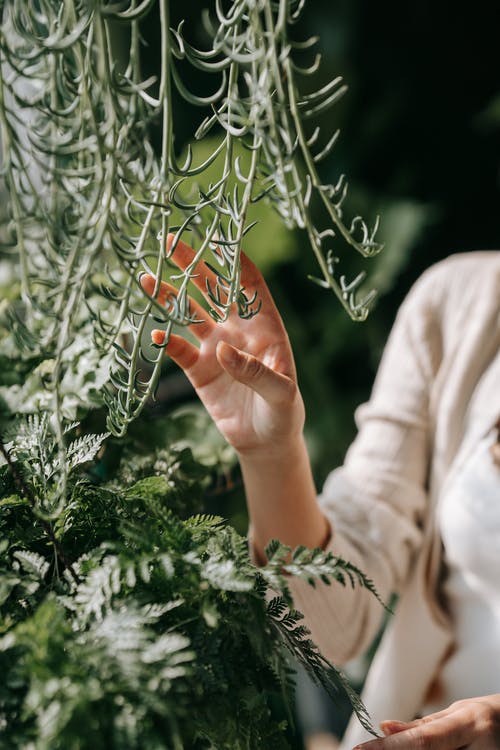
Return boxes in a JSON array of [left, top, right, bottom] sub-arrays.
[[1, 0, 381, 449]]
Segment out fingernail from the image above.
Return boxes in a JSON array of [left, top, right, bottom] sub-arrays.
[[151, 329, 166, 346], [380, 719, 409, 737], [380, 720, 408, 730]]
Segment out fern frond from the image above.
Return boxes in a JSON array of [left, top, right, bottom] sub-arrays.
[[268, 599, 377, 738], [13, 549, 50, 581], [184, 513, 226, 531], [261, 540, 390, 612], [73, 554, 122, 624], [66, 432, 109, 471]]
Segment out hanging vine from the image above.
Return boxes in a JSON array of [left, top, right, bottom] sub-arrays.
[[0, 0, 381, 468]]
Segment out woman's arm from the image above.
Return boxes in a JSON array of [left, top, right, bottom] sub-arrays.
[[145, 235, 442, 665], [238, 435, 330, 563]]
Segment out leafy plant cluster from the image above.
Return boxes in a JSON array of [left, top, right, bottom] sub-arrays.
[[0, 0, 383, 746], [0, 264, 380, 750], [0, 403, 377, 749]]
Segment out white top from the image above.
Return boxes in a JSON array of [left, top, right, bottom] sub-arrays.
[[433, 430, 500, 707], [284, 252, 500, 668]]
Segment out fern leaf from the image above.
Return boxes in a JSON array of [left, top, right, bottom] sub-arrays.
[[73, 555, 122, 623], [201, 556, 255, 593], [67, 432, 110, 471], [13, 549, 50, 580], [268, 601, 378, 738]]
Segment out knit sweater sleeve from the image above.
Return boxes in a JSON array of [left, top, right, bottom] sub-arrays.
[[284, 262, 445, 666]]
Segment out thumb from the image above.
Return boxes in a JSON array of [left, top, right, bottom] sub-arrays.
[[216, 341, 296, 407]]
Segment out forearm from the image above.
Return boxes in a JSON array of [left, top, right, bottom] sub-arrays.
[[238, 434, 331, 563], [239, 436, 380, 665]]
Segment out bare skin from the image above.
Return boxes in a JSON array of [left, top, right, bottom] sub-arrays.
[[142, 235, 500, 749]]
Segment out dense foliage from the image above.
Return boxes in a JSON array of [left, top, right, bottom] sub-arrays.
[[0, 1, 385, 747], [0, 385, 379, 748]]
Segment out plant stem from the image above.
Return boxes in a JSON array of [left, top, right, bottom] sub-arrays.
[[0, 39, 31, 304]]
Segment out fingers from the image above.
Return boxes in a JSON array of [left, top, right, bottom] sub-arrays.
[[140, 273, 214, 340], [152, 332, 199, 371], [380, 721, 410, 736], [216, 340, 297, 407], [371, 698, 500, 749], [153, 335, 297, 408], [166, 234, 221, 301], [237, 250, 275, 305], [357, 714, 472, 750], [166, 233, 277, 316], [379, 704, 468, 737], [140, 273, 171, 306]]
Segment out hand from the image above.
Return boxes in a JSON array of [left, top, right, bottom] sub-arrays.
[[355, 695, 500, 750], [140, 235, 305, 457]]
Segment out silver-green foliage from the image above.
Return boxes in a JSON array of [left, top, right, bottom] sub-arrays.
[[0, 0, 382, 458], [0, 324, 382, 746]]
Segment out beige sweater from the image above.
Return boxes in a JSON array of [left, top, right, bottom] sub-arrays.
[[286, 251, 500, 745]]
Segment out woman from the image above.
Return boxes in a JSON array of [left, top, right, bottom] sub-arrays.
[[141, 238, 500, 749]]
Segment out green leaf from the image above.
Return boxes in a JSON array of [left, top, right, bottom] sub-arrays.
[[125, 475, 173, 503], [0, 495, 29, 509]]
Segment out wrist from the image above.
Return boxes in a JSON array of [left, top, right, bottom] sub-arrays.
[[238, 432, 332, 557], [236, 431, 307, 467]]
